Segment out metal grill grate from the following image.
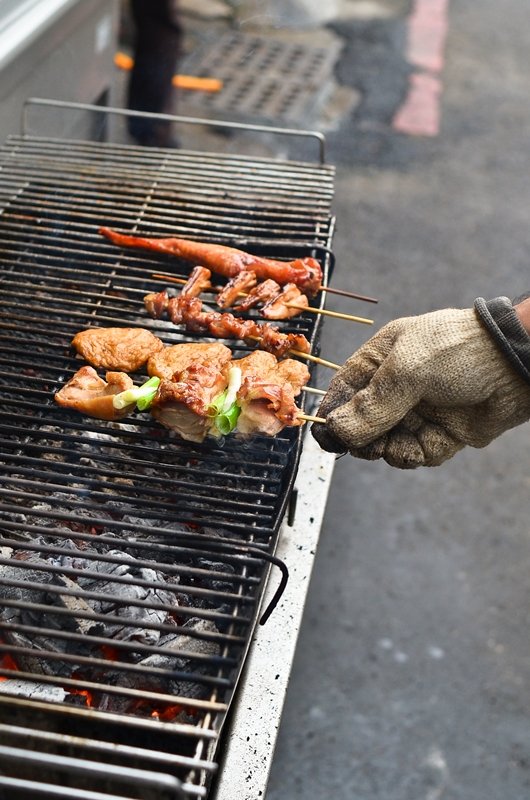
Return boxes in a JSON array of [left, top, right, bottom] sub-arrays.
[[177, 32, 342, 126], [0, 131, 335, 798]]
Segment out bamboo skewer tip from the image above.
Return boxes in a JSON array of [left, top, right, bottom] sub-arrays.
[[299, 414, 326, 424]]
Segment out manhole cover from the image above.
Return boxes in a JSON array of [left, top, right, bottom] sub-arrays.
[[176, 31, 342, 126]]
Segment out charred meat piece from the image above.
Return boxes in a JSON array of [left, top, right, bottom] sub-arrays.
[[147, 341, 232, 381], [153, 294, 311, 357], [144, 289, 169, 319], [100, 226, 323, 295], [54, 367, 135, 420], [276, 357, 311, 390], [151, 343, 232, 442], [216, 270, 257, 308], [181, 265, 212, 296], [233, 279, 281, 311], [262, 283, 309, 320], [232, 351, 309, 436], [145, 268, 212, 320], [258, 325, 310, 358], [167, 295, 204, 326], [72, 328, 164, 372]]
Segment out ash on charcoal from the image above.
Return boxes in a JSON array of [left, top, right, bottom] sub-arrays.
[[0, 538, 179, 678]]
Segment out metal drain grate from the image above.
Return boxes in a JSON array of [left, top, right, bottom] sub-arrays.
[[177, 32, 341, 126]]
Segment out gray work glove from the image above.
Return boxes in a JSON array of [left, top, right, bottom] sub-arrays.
[[311, 306, 530, 468]]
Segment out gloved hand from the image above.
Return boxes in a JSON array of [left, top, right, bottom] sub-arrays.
[[311, 307, 530, 468]]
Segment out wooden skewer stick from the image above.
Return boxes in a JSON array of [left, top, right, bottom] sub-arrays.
[[320, 286, 378, 303], [301, 386, 326, 396], [299, 413, 326, 424], [244, 337, 340, 370], [151, 272, 377, 304], [286, 304, 373, 325], [150, 274, 373, 324], [288, 350, 340, 369], [152, 273, 197, 285]]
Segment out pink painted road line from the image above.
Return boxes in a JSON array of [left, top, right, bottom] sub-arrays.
[[393, 72, 442, 137], [392, 0, 450, 137], [407, 0, 449, 73]]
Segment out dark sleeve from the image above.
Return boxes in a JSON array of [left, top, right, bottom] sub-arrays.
[[474, 295, 530, 384]]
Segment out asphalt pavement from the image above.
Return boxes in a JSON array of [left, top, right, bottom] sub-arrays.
[[262, 1, 530, 799]]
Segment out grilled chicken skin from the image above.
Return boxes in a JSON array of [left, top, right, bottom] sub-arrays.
[[54, 367, 135, 420], [72, 328, 164, 373], [148, 343, 232, 442], [147, 342, 232, 381], [100, 227, 323, 296], [232, 351, 310, 437]]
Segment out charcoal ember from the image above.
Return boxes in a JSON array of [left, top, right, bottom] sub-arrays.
[[0, 558, 83, 678], [0, 539, 179, 679], [75, 556, 177, 645], [89, 617, 221, 715], [3, 494, 116, 538]]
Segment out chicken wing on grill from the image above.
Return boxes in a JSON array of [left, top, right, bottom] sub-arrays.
[[100, 226, 323, 295], [72, 328, 164, 373]]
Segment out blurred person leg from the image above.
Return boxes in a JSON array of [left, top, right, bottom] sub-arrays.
[[127, 0, 181, 147]]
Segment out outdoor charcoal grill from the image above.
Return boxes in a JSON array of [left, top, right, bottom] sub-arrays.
[[0, 101, 336, 800]]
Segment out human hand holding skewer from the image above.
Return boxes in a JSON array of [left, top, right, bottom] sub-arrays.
[[311, 300, 530, 467]]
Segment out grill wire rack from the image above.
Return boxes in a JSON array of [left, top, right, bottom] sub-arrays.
[[0, 101, 336, 800]]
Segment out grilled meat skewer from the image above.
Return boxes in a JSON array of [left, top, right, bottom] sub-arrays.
[[148, 343, 224, 440], [99, 226, 323, 296], [144, 293, 311, 358], [147, 342, 232, 380], [55, 343, 311, 441], [151, 346, 309, 442], [144, 266, 211, 317], [233, 278, 281, 311], [216, 270, 257, 308], [233, 351, 309, 436], [261, 283, 309, 320]]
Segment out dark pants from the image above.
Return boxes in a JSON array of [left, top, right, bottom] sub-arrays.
[[127, 0, 182, 146]]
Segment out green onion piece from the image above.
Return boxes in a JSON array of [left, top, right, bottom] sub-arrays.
[[215, 403, 241, 436], [112, 376, 161, 410], [208, 389, 227, 417], [221, 367, 242, 413], [208, 367, 243, 436]]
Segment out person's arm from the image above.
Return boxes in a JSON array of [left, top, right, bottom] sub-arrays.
[[311, 297, 530, 468], [515, 295, 530, 333]]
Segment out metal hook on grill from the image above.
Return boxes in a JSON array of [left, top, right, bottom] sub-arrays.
[[256, 554, 289, 626]]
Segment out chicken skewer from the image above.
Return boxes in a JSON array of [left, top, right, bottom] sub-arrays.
[[156, 293, 314, 360], [56, 343, 319, 440], [150, 272, 373, 325], [144, 274, 341, 368]]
